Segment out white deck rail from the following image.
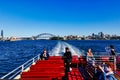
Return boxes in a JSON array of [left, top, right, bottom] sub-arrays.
[[87, 55, 116, 71], [0, 54, 40, 79]]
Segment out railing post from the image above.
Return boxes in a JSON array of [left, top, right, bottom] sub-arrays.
[[33, 58, 35, 63], [22, 65, 24, 72], [114, 56, 116, 72], [32, 58, 35, 65]]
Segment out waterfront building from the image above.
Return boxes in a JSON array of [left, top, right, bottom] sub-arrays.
[[0, 35, 1, 38], [98, 32, 105, 39], [1, 30, 3, 39]]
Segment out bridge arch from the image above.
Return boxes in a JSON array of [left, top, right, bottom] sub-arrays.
[[35, 33, 56, 40]]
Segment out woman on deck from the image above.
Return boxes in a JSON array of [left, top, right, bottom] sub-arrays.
[[87, 48, 93, 57], [87, 48, 95, 66]]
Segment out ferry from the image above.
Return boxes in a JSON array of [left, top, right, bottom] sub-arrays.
[[0, 52, 120, 80]]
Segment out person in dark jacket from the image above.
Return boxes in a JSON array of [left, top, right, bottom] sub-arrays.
[[63, 47, 72, 72], [40, 49, 49, 60], [110, 45, 116, 56]]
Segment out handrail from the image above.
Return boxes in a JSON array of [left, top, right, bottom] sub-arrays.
[[86, 55, 116, 71], [9, 70, 21, 79], [0, 54, 40, 79]]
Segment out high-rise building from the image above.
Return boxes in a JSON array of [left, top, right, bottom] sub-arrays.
[[98, 32, 104, 39], [1, 30, 3, 38]]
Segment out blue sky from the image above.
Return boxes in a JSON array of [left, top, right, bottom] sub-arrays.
[[0, 0, 120, 37]]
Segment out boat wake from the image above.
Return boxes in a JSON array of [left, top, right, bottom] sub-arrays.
[[49, 41, 85, 57]]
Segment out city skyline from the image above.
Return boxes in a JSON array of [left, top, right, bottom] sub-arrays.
[[0, 0, 120, 37]]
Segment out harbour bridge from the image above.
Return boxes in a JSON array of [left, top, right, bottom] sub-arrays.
[[34, 33, 56, 40]]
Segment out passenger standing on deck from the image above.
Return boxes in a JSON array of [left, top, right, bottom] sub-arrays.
[[40, 49, 49, 60], [110, 45, 116, 56], [87, 48, 95, 65], [63, 47, 72, 72]]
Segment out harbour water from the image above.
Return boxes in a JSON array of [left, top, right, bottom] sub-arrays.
[[0, 40, 120, 77]]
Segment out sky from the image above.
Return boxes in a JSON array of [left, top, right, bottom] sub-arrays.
[[0, 0, 120, 37]]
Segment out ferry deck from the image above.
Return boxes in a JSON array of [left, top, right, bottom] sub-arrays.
[[1, 53, 120, 80]]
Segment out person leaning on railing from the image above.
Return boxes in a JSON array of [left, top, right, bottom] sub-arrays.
[[109, 45, 117, 71], [110, 45, 116, 56]]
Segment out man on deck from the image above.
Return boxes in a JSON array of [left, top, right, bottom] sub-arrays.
[[63, 47, 72, 72]]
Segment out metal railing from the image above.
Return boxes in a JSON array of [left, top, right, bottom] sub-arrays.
[[0, 54, 40, 79], [86, 55, 116, 71], [86, 55, 120, 78]]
